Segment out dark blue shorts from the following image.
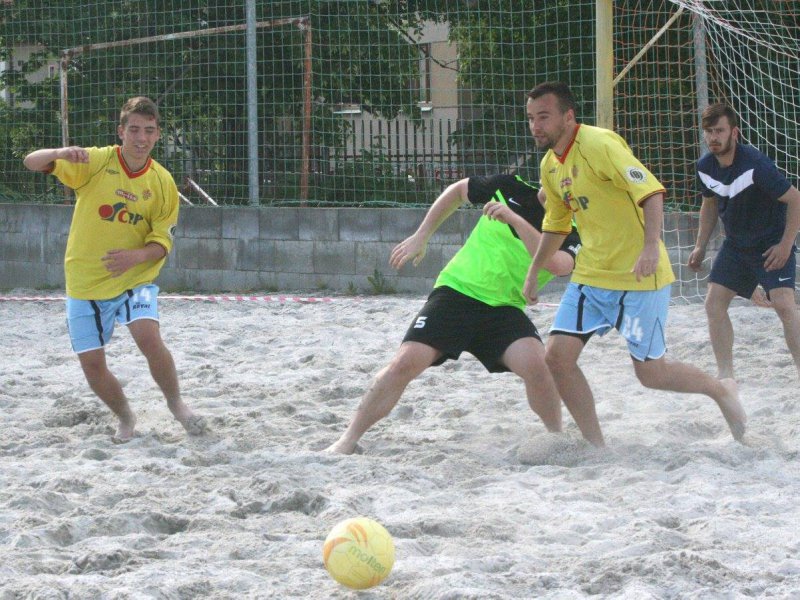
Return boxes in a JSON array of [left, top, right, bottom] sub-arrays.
[[710, 240, 797, 298]]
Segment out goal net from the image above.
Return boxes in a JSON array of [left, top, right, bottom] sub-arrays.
[[1, 1, 797, 300], [614, 0, 799, 301]]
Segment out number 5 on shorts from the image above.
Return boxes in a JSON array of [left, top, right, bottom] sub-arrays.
[[414, 316, 427, 329]]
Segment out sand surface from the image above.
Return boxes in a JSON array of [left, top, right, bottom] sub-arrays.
[[1, 292, 798, 599]]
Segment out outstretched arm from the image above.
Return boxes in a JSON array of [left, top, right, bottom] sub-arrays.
[[390, 178, 469, 269], [23, 147, 89, 172]]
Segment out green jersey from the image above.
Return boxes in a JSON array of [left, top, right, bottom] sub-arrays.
[[435, 174, 580, 309]]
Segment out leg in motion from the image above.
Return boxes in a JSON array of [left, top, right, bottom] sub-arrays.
[[128, 319, 207, 435], [78, 349, 137, 442], [500, 337, 562, 433], [768, 287, 800, 379], [325, 342, 440, 454], [633, 357, 746, 441], [704, 283, 737, 379], [545, 334, 605, 447]]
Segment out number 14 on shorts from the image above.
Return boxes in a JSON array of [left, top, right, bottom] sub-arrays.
[[621, 315, 643, 342]]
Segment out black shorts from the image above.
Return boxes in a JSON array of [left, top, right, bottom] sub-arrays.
[[402, 286, 541, 373]]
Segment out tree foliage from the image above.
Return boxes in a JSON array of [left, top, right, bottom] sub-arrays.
[[0, 0, 426, 202]]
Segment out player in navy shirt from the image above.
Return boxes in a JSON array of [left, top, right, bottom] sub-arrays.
[[688, 102, 800, 381]]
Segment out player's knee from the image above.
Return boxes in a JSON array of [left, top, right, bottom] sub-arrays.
[[383, 354, 424, 384], [772, 297, 797, 321], [135, 334, 167, 358], [633, 361, 663, 388], [515, 351, 548, 383], [79, 356, 108, 380], [703, 293, 725, 317], [528, 350, 548, 373], [544, 347, 570, 375]]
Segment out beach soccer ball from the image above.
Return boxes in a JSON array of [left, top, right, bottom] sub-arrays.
[[322, 517, 395, 589]]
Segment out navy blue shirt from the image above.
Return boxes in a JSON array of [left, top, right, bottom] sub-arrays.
[[697, 144, 792, 249]]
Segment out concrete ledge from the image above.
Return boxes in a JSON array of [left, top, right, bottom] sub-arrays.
[[0, 203, 767, 299]]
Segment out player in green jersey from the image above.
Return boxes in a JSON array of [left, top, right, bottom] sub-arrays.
[[326, 174, 580, 454]]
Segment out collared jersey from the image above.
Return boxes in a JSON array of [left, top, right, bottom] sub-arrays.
[[697, 143, 792, 250], [435, 174, 580, 309], [540, 124, 674, 291], [52, 145, 179, 300]]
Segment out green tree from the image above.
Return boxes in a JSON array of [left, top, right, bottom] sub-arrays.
[[0, 0, 424, 203]]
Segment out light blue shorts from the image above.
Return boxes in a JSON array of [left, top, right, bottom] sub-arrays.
[[551, 282, 670, 361], [66, 284, 160, 354]]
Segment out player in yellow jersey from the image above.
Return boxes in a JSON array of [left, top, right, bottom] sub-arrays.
[[23, 96, 206, 442], [522, 81, 745, 447]]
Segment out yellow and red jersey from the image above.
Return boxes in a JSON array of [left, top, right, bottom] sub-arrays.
[[540, 124, 674, 290], [52, 145, 179, 299]]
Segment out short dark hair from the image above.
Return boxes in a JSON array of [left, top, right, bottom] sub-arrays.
[[702, 102, 738, 129], [120, 96, 160, 127], [527, 81, 577, 114]]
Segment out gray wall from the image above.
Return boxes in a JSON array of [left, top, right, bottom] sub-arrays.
[[0, 203, 708, 297]]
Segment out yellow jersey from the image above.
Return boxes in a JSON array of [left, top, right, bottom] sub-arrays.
[[540, 124, 674, 290], [52, 145, 179, 299]]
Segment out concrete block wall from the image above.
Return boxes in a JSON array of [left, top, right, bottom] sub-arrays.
[[0, 204, 480, 294], [0, 203, 715, 297]]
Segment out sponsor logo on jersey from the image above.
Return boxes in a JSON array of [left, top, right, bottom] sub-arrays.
[[142, 189, 153, 201], [572, 165, 579, 178], [115, 189, 138, 202], [98, 202, 144, 225], [106, 169, 119, 175], [562, 191, 589, 212], [560, 177, 573, 188]]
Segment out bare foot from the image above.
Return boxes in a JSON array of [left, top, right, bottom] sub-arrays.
[[168, 399, 209, 436], [112, 414, 137, 444], [324, 438, 358, 455], [178, 413, 209, 436], [717, 378, 747, 442]]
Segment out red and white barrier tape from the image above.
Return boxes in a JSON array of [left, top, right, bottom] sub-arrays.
[[0, 294, 335, 303], [0, 294, 559, 307]]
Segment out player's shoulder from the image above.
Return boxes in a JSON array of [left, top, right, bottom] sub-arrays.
[[736, 143, 772, 167], [86, 145, 115, 162], [468, 173, 536, 202], [147, 157, 178, 183], [697, 151, 716, 171], [575, 124, 629, 153]]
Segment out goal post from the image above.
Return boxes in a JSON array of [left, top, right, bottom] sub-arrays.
[[610, 0, 799, 302]]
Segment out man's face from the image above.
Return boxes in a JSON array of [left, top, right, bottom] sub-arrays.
[[118, 113, 160, 164], [703, 116, 738, 156], [527, 93, 572, 151]]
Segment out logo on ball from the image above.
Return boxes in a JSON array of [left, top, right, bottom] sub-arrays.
[[322, 517, 395, 589]]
